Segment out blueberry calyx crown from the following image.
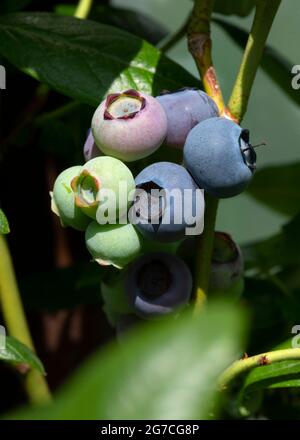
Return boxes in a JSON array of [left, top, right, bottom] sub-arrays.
[[239, 128, 257, 173], [71, 170, 100, 208], [134, 181, 166, 222], [137, 260, 172, 299], [104, 89, 146, 120]]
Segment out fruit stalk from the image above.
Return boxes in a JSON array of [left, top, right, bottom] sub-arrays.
[[228, 0, 282, 121], [193, 194, 218, 310], [0, 236, 52, 404], [219, 348, 300, 389], [187, 0, 225, 114]]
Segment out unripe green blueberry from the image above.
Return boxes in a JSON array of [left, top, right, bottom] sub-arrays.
[[91, 89, 168, 162], [101, 274, 133, 326], [85, 222, 142, 269], [71, 156, 135, 220], [51, 166, 91, 231]]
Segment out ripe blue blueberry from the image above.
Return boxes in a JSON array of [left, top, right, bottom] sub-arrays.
[[125, 252, 192, 318], [91, 89, 168, 162], [156, 88, 219, 149], [131, 162, 204, 242], [183, 117, 257, 198], [83, 129, 102, 162]]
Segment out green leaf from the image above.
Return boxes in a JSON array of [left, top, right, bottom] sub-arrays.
[[9, 302, 246, 420], [213, 0, 255, 16], [0, 208, 10, 234], [243, 360, 300, 391], [0, 336, 45, 374], [91, 5, 168, 45], [214, 19, 299, 108], [242, 213, 300, 271], [20, 262, 105, 311], [0, 13, 198, 106]]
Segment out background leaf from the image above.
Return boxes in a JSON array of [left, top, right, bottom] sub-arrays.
[[91, 5, 168, 45], [0, 336, 45, 374], [213, 0, 255, 17], [0, 208, 9, 234], [9, 302, 246, 420], [242, 213, 300, 272], [214, 18, 299, 108], [0, 13, 198, 106], [246, 163, 300, 216]]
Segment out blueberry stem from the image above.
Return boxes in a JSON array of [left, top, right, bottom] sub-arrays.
[[219, 348, 300, 389], [228, 0, 282, 121], [0, 236, 52, 404], [187, 0, 223, 311], [193, 195, 219, 311], [187, 0, 226, 115]]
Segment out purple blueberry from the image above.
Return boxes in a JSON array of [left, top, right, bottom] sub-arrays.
[[91, 89, 168, 162], [83, 129, 102, 162], [130, 162, 204, 242], [156, 88, 219, 149], [183, 117, 257, 198], [125, 252, 192, 318]]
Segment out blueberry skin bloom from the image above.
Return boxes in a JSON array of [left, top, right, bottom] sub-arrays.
[[184, 117, 256, 198], [125, 252, 192, 318], [83, 129, 102, 162], [156, 88, 219, 149], [132, 162, 204, 242], [91, 89, 168, 162]]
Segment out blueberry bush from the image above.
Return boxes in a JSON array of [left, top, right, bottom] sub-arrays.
[[0, 0, 300, 420]]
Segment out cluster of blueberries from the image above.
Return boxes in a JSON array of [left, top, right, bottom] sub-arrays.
[[51, 88, 253, 330]]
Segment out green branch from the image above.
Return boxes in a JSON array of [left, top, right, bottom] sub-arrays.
[[0, 236, 51, 404], [219, 348, 300, 389], [228, 0, 282, 120]]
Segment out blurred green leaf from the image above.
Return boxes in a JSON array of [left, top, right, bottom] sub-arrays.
[[0, 336, 45, 374], [0, 13, 198, 106], [243, 214, 300, 271], [0, 208, 9, 234], [91, 5, 168, 45], [214, 0, 255, 17], [247, 163, 300, 216], [9, 302, 246, 419], [20, 262, 105, 311], [214, 19, 299, 108]]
